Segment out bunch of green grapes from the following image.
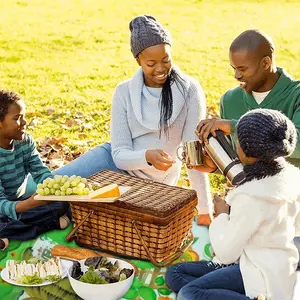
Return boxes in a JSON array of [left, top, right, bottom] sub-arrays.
[[36, 175, 94, 196]]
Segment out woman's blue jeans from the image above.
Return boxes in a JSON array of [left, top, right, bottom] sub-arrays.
[[53, 142, 126, 177], [166, 261, 253, 300], [26, 142, 126, 193]]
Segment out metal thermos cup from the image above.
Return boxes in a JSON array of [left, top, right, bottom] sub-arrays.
[[177, 140, 203, 167]]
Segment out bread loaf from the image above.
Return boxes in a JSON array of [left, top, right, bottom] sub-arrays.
[[51, 245, 112, 260]]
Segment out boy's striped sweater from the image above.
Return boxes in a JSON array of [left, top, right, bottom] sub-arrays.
[[0, 133, 52, 220]]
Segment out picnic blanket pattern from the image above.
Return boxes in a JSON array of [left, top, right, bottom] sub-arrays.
[[0, 222, 212, 300]]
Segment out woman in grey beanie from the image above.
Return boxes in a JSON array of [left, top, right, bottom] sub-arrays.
[[166, 108, 300, 300], [46, 15, 213, 225]]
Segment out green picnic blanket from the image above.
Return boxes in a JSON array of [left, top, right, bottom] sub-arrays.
[[0, 221, 213, 300], [1, 223, 298, 299]]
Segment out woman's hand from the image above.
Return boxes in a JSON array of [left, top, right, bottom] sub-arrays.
[[146, 149, 175, 171], [213, 193, 230, 217], [196, 118, 231, 144]]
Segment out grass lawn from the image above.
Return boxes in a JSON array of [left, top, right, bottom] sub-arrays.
[[1, 0, 300, 190]]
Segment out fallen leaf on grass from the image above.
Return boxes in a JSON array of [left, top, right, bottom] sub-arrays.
[[78, 133, 88, 139], [81, 122, 93, 130], [50, 143, 64, 151], [37, 136, 88, 170], [207, 105, 219, 118], [27, 117, 39, 129], [74, 112, 84, 118], [40, 137, 69, 147], [72, 140, 88, 146], [26, 112, 42, 118], [74, 119, 83, 126], [47, 108, 55, 115], [64, 119, 75, 127], [49, 158, 65, 169]]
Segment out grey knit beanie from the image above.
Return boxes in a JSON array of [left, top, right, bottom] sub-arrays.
[[237, 109, 297, 160], [129, 15, 171, 58]]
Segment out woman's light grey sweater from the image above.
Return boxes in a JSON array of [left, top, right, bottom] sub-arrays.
[[111, 67, 212, 214]]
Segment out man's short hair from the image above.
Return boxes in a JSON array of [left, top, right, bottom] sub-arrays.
[[230, 29, 275, 59]]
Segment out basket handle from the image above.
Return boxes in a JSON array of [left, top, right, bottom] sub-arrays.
[[66, 210, 94, 242], [132, 220, 194, 267]]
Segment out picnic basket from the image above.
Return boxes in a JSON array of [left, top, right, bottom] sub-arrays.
[[66, 170, 198, 266]]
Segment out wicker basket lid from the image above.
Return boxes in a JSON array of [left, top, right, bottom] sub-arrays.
[[88, 170, 197, 218]]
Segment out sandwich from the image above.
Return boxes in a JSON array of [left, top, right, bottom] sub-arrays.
[[6, 257, 63, 284]]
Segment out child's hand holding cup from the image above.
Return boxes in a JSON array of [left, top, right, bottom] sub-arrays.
[[213, 194, 230, 217]]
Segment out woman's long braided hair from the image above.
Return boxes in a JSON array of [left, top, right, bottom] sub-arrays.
[[159, 68, 187, 138]]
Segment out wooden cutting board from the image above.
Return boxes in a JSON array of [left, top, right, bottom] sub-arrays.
[[34, 186, 130, 203]]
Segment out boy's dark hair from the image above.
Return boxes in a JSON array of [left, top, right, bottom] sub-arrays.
[[0, 90, 22, 121]]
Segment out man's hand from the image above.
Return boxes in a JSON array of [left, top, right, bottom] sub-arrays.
[[146, 149, 175, 171], [213, 193, 230, 217], [196, 118, 231, 144]]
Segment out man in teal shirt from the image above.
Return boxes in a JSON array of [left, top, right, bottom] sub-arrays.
[[196, 29, 300, 268]]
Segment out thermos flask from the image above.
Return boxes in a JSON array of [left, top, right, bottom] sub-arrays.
[[203, 130, 245, 185]]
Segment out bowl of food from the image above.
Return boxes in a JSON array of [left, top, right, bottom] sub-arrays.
[[68, 256, 134, 300]]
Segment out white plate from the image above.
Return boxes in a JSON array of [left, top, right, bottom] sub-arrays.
[[34, 186, 131, 203], [0, 259, 73, 287]]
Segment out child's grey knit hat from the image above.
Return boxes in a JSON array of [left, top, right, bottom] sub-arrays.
[[237, 108, 297, 160], [129, 15, 171, 58]]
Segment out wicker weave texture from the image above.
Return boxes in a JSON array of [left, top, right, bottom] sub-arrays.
[[71, 201, 196, 261], [70, 170, 198, 261], [88, 170, 197, 219]]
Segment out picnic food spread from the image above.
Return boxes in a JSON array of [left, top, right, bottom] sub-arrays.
[[36, 175, 101, 196], [35, 175, 121, 200], [89, 183, 120, 199], [6, 257, 63, 284], [70, 256, 133, 284]]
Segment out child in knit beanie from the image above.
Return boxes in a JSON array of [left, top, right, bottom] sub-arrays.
[[166, 108, 300, 299], [236, 108, 297, 181]]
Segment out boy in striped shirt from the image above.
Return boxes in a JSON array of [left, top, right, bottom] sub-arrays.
[[0, 90, 70, 250]]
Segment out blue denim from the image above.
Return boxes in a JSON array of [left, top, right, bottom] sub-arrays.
[[0, 201, 70, 240], [26, 142, 127, 192], [166, 261, 252, 300], [53, 142, 127, 177]]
